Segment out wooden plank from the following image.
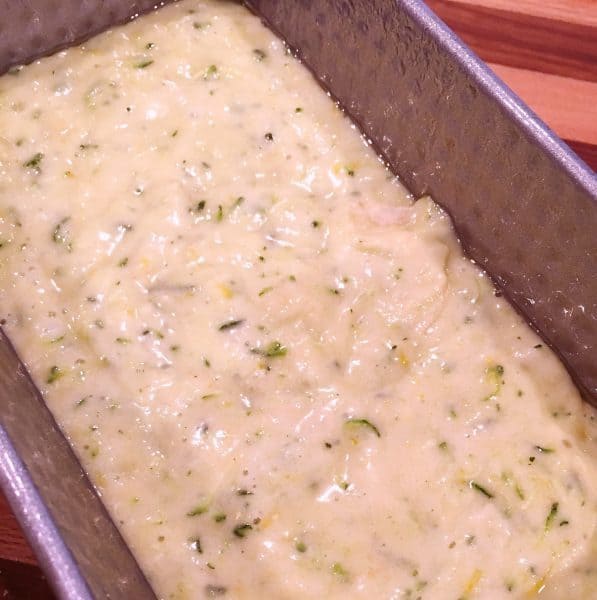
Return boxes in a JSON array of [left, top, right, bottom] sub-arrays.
[[0, 492, 36, 565], [566, 139, 597, 171], [489, 63, 597, 146], [1, 491, 53, 597], [439, 0, 597, 27], [0, 559, 55, 599], [426, 0, 597, 82]]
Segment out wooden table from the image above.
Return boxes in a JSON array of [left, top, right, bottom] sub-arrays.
[[1, 1, 596, 597], [426, 0, 597, 170]]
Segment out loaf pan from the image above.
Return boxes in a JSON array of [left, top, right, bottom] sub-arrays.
[[0, 1, 595, 598]]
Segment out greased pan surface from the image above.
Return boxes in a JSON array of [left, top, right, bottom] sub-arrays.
[[0, 0, 167, 72], [0, 1, 595, 599]]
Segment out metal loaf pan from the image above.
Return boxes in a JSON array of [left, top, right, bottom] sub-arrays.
[[0, 1, 595, 598]]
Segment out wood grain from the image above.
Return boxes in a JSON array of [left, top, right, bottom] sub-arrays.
[[427, 0, 597, 82], [0, 0, 595, 596], [0, 494, 54, 599], [425, 0, 597, 169], [567, 140, 597, 171], [437, 0, 597, 27], [0, 493, 36, 565], [489, 63, 597, 145], [0, 559, 54, 599]]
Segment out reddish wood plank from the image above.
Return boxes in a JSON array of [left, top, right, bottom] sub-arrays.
[[426, 0, 597, 82], [566, 139, 597, 171], [0, 492, 54, 597], [489, 63, 597, 145], [0, 492, 37, 565], [0, 559, 55, 599], [441, 0, 597, 27]]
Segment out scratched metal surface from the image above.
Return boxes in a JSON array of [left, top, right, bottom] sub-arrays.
[[0, 0, 170, 71], [0, 0, 595, 598]]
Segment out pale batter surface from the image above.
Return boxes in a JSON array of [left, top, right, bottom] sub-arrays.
[[0, 2, 596, 598]]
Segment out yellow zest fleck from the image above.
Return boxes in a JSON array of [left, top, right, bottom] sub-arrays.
[[185, 247, 200, 261], [94, 473, 107, 488], [218, 283, 233, 299], [74, 327, 91, 344], [343, 162, 357, 176], [333, 476, 351, 490], [525, 569, 551, 597], [258, 511, 278, 529], [463, 568, 483, 595], [526, 578, 546, 597], [482, 362, 504, 401]]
